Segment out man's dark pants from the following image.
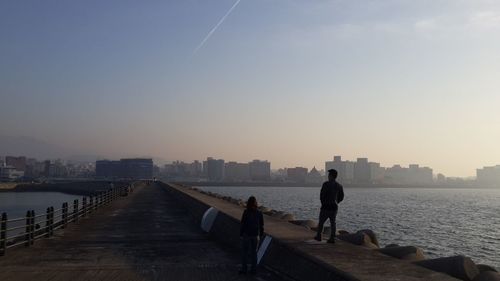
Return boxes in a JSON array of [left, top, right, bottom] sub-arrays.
[[241, 236, 258, 272], [316, 209, 338, 240]]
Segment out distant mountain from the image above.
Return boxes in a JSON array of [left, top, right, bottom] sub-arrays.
[[0, 135, 71, 160]]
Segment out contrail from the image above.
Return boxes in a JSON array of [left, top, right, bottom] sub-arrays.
[[193, 0, 242, 55]]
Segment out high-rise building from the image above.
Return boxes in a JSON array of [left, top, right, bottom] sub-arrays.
[[477, 165, 500, 186], [249, 160, 271, 181], [5, 156, 27, 172], [206, 157, 225, 182], [224, 162, 250, 182], [325, 156, 354, 183], [354, 158, 371, 184]]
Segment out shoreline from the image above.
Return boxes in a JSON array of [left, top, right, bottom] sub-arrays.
[[174, 181, 498, 189]]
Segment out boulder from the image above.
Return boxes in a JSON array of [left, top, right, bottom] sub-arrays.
[[281, 213, 295, 221], [356, 229, 379, 247], [272, 211, 285, 218], [473, 272, 500, 281], [477, 265, 498, 273], [377, 246, 425, 261], [258, 206, 271, 213], [337, 232, 372, 246], [385, 244, 400, 248], [337, 229, 350, 235], [263, 210, 276, 216], [415, 256, 480, 281], [289, 220, 316, 229]]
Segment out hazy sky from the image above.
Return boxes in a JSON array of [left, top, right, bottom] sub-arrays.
[[1, 0, 500, 177]]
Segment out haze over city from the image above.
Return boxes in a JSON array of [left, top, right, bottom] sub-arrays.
[[2, 0, 500, 177]]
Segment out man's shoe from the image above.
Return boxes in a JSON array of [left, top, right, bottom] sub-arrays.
[[327, 238, 336, 244], [313, 235, 322, 241], [250, 269, 257, 275], [238, 270, 247, 275]]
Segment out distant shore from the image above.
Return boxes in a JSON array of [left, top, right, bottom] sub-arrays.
[[0, 181, 130, 196], [173, 181, 497, 189]]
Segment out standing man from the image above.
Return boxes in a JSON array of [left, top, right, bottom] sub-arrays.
[[314, 169, 344, 243]]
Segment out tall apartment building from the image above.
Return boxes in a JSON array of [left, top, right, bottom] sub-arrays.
[[249, 160, 271, 181]]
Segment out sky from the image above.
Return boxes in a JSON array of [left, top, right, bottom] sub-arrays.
[[1, 0, 500, 177]]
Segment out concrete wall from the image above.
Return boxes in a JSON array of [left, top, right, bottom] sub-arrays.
[[161, 182, 460, 281]]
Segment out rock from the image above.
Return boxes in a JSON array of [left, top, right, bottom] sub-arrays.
[[281, 213, 295, 221], [356, 229, 379, 247], [385, 244, 400, 248], [289, 220, 316, 229], [378, 246, 425, 261], [301, 220, 317, 228], [272, 211, 285, 218], [415, 256, 480, 281], [477, 265, 498, 273], [337, 232, 372, 246], [337, 230, 350, 235], [258, 206, 271, 213], [473, 271, 500, 281]]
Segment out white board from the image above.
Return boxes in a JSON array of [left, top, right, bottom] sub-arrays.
[[201, 207, 219, 233], [257, 236, 272, 264]]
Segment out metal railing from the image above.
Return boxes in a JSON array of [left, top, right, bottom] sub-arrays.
[[0, 183, 136, 256]]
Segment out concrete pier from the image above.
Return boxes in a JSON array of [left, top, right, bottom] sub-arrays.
[[0, 182, 465, 281], [0, 183, 282, 281]]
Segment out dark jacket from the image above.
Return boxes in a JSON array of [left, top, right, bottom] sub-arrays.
[[320, 180, 344, 211], [240, 209, 264, 237]]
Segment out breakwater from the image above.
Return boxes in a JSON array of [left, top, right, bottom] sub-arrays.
[[168, 183, 500, 281]]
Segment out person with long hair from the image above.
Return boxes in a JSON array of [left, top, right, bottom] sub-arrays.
[[239, 196, 264, 275]]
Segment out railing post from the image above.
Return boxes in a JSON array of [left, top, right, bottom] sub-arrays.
[[82, 197, 87, 217], [45, 207, 51, 238], [73, 200, 79, 223], [49, 207, 54, 236], [25, 210, 31, 247], [62, 202, 68, 228], [89, 196, 94, 214], [30, 210, 35, 245], [1, 212, 7, 256]]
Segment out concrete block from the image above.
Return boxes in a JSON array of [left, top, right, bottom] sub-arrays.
[[415, 256, 480, 281], [473, 272, 500, 281], [377, 246, 425, 261]]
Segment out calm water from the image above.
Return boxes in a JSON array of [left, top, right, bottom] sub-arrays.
[[198, 186, 500, 268], [0, 192, 83, 219]]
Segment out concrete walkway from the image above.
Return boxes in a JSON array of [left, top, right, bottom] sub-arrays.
[[0, 183, 283, 281]]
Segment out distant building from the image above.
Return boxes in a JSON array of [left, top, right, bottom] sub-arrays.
[[306, 167, 324, 184], [325, 156, 354, 183], [249, 160, 271, 181], [6, 156, 26, 172], [95, 158, 153, 179], [287, 167, 308, 183], [385, 164, 433, 185], [0, 165, 24, 180], [96, 160, 121, 178], [206, 157, 225, 182], [477, 165, 500, 186], [163, 160, 203, 179], [354, 158, 371, 184], [224, 162, 250, 182], [120, 158, 153, 179]]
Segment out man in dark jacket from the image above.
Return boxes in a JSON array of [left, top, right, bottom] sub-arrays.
[[314, 169, 344, 243]]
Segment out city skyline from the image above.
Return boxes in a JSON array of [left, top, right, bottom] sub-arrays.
[[0, 140, 498, 178], [2, 1, 500, 177]]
